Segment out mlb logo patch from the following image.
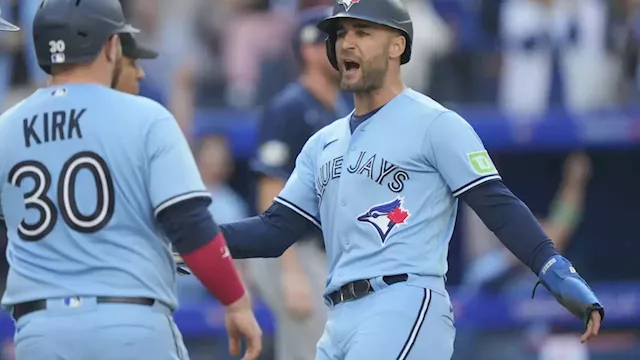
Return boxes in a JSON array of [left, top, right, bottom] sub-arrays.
[[51, 53, 66, 64], [357, 197, 410, 244], [338, 0, 360, 11], [62, 296, 83, 308]]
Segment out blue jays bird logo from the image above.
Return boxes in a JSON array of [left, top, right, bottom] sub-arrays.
[[338, 0, 360, 11], [357, 197, 410, 244]]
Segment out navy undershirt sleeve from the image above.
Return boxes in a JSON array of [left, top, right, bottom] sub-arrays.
[[156, 197, 219, 254], [219, 202, 319, 259], [459, 180, 559, 274]]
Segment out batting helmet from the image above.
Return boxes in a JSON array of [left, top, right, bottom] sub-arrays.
[[317, 0, 413, 70], [0, 8, 19, 32], [121, 34, 158, 60], [33, 0, 139, 74]]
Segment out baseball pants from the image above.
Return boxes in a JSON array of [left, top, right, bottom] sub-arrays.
[[316, 281, 456, 360], [12, 296, 188, 360], [248, 240, 328, 360]]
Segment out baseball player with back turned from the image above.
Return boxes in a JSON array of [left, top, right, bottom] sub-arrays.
[[0, 0, 261, 359], [218, 0, 605, 359]]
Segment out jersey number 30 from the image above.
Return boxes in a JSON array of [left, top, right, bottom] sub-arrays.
[[8, 151, 115, 241]]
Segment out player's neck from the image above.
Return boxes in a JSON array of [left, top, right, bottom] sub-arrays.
[[300, 71, 339, 111], [50, 65, 112, 88], [353, 75, 405, 115]]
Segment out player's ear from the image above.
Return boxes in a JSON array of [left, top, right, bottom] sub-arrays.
[[388, 34, 406, 61], [105, 35, 121, 63]]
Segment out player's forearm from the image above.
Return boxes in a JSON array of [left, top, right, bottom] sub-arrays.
[[460, 180, 559, 275], [257, 176, 305, 272], [220, 202, 318, 259], [157, 197, 246, 305]]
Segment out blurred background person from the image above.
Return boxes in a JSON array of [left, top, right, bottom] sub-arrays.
[[401, 0, 453, 94], [498, 0, 623, 117], [245, 7, 352, 360]]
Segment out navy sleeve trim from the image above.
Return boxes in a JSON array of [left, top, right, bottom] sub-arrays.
[[154, 190, 212, 218], [451, 174, 502, 197], [274, 196, 321, 229], [157, 197, 219, 254], [220, 201, 320, 259]]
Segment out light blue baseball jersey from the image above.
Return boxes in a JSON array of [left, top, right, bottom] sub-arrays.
[[276, 88, 501, 295], [0, 83, 208, 309]]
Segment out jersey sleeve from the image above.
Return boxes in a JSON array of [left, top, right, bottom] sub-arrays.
[[273, 134, 321, 229], [145, 116, 211, 217], [251, 102, 298, 181], [424, 111, 501, 197]]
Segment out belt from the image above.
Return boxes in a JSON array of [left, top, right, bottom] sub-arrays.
[[12, 296, 155, 321], [328, 274, 408, 305]]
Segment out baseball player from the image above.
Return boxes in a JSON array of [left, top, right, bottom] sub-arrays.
[[248, 6, 352, 360], [0, 0, 261, 359], [113, 33, 157, 95], [217, 0, 605, 359]]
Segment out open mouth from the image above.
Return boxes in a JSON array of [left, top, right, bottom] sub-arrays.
[[342, 60, 361, 75]]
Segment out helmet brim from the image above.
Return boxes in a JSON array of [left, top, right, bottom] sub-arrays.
[[115, 23, 140, 35], [0, 16, 19, 32], [121, 33, 158, 60], [129, 44, 158, 59]]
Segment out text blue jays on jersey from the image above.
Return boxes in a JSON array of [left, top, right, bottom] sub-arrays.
[[316, 151, 409, 205]]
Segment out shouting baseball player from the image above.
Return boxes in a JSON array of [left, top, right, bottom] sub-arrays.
[[0, 0, 261, 359], [219, 0, 604, 359]]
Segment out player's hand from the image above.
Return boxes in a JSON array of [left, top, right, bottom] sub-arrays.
[[225, 294, 263, 360], [282, 271, 314, 319], [564, 152, 591, 185], [580, 310, 602, 343]]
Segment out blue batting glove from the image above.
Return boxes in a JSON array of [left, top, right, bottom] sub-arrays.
[[533, 255, 604, 327]]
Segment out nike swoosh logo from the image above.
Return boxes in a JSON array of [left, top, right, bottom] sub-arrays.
[[323, 139, 338, 150]]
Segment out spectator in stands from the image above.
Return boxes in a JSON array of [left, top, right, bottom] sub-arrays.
[[621, 0, 640, 102], [222, 0, 295, 108], [499, 0, 622, 116], [401, 0, 453, 95], [127, 0, 204, 138], [456, 152, 593, 360]]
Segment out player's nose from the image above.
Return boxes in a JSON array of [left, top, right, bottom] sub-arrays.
[[136, 64, 146, 80]]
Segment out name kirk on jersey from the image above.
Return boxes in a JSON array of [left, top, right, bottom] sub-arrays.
[[316, 151, 409, 203], [23, 108, 86, 148]]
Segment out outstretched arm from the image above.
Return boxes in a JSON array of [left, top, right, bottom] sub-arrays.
[[222, 131, 322, 259], [220, 201, 320, 259], [425, 111, 603, 338]]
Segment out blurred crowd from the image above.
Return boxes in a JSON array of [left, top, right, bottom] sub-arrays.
[[1, 0, 640, 359], [5, 0, 640, 112]]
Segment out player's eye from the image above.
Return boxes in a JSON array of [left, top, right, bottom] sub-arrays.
[[356, 30, 369, 37], [336, 29, 346, 38]]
